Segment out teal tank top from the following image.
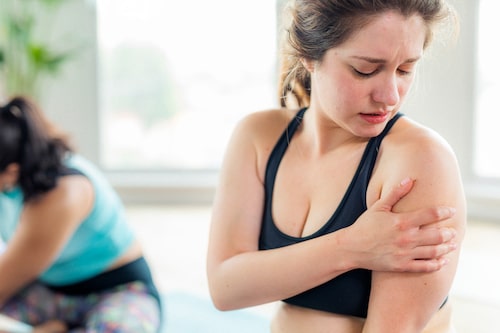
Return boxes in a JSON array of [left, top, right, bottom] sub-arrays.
[[0, 154, 135, 286]]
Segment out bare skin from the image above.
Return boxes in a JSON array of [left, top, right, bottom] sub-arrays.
[[207, 10, 465, 333], [271, 301, 454, 333], [33, 320, 67, 333], [0, 170, 143, 331]]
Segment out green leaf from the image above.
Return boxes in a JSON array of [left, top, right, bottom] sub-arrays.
[[7, 16, 34, 45], [27, 43, 73, 73], [0, 0, 80, 98]]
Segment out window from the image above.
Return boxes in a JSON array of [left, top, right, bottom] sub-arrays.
[[474, 0, 500, 178], [97, 0, 278, 170]]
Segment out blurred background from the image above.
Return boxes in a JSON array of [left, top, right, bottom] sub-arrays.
[[1, 0, 498, 332]]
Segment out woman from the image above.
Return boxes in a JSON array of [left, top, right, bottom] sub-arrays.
[[206, 1, 465, 332], [0, 97, 161, 332]]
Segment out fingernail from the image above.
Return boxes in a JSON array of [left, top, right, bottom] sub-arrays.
[[439, 207, 455, 217], [443, 229, 456, 241], [443, 229, 453, 242], [400, 177, 412, 186]]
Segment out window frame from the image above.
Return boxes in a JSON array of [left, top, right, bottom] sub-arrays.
[[41, 0, 500, 222]]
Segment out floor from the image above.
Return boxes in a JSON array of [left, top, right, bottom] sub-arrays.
[[126, 205, 500, 333]]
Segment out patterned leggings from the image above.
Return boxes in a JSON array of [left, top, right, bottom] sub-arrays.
[[0, 281, 161, 333]]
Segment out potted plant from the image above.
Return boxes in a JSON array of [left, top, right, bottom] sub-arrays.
[[0, 0, 76, 102]]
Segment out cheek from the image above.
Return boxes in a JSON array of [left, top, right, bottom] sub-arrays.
[[338, 79, 369, 104], [398, 79, 414, 99], [325, 71, 364, 97]]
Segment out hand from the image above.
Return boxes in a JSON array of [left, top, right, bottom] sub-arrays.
[[347, 177, 457, 273], [32, 320, 67, 333]]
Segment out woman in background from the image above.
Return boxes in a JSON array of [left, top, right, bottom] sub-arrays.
[[207, 0, 465, 332], [0, 96, 161, 332]]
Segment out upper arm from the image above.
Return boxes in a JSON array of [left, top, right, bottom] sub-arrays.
[[363, 126, 466, 332], [207, 111, 283, 269], [0, 176, 93, 304]]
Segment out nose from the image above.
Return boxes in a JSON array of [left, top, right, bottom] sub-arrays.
[[371, 74, 400, 108]]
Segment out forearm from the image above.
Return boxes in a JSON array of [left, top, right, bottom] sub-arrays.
[[0, 239, 51, 307], [0, 257, 38, 307], [208, 230, 354, 310]]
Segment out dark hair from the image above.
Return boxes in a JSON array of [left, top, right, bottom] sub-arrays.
[[0, 96, 73, 202], [279, 0, 456, 108]]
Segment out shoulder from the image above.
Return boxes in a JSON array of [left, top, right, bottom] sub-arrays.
[[233, 108, 297, 139], [55, 175, 94, 203], [26, 174, 94, 222], [384, 116, 459, 170], [370, 116, 465, 222], [234, 107, 300, 151], [224, 108, 300, 179]]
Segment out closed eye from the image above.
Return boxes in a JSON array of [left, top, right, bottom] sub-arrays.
[[397, 68, 413, 76], [353, 67, 414, 78], [352, 67, 379, 78]]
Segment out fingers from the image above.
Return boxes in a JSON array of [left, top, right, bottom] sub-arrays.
[[401, 206, 456, 230], [374, 178, 456, 229], [401, 257, 451, 273], [395, 230, 457, 273], [412, 226, 457, 246], [412, 241, 457, 260], [375, 177, 415, 212]]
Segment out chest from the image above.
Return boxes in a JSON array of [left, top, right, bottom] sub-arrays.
[[271, 146, 366, 238]]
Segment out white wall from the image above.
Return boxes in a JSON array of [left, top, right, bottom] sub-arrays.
[[395, 0, 500, 222], [41, 0, 499, 221], [403, 0, 476, 177], [40, 0, 100, 164]]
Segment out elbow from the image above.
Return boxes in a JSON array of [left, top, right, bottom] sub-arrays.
[[207, 265, 227, 310], [210, 292, 234, 311], [207, 257, 250, 311], [210, 287, 238, 311], [207, 274, 244, 311]]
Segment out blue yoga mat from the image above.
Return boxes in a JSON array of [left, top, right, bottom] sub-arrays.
[[161, 292, 270, 333]]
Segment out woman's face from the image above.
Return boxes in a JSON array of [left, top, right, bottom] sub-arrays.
[[306, 11, 427, 138], [0, 163, 20, 192]]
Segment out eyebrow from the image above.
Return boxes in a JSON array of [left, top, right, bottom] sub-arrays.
[[350, 55, 421, 64]]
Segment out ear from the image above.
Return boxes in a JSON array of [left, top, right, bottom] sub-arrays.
[[300, 57, 315, 73]]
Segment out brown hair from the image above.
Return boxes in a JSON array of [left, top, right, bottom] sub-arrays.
[[278, 0, 456, 108]]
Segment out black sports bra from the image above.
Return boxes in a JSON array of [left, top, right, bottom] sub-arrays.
[[258, 108, 403, 318]]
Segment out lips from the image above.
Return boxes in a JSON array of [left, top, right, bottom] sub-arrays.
[[359, 112, 389, 124]]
